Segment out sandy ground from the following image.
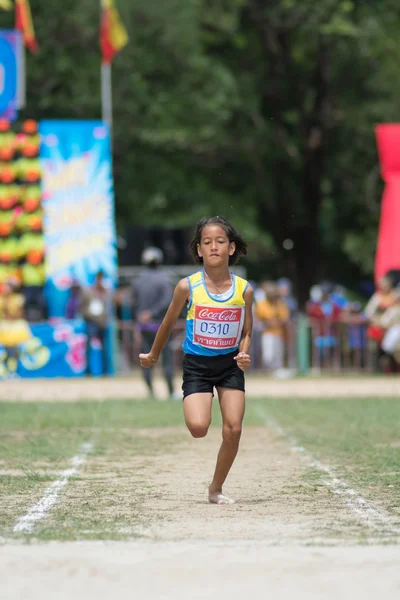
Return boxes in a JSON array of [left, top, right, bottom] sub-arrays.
[[2, 542, 400, 600], [2, 377, 400, 599], [116, 427, 375, 544], [0, 373, 400, 401]]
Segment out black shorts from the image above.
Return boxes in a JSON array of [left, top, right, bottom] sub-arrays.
[[182, 350, 245, 399]]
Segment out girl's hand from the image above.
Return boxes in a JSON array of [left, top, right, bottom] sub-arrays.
[[234, 352, 251, 371], [139, 353, 158, 368]]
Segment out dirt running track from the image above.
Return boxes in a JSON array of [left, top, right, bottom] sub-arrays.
[[0, 374, 400, 401], [1, 543, 400, 600], [1, 376, 400, 599]]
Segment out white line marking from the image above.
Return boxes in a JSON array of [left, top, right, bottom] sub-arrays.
[[13, 442, 93, 534], [255, 405, 400, 537]]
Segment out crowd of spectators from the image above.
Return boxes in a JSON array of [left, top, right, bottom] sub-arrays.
[[251, 273, 400, 375], [2, 259, 400, 378], [61, 249, 177, 392]]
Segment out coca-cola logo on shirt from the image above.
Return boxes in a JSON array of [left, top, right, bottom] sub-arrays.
[[197, 308, 241, 322]]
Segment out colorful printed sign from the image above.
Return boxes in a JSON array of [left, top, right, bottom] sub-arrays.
[[39, 120, 117, 317], [0, 319, 87, 379]]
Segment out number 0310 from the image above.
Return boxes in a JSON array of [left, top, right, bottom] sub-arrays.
[[200, 322, 230, 335]]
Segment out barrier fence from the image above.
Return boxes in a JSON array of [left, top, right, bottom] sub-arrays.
[[0, 316, 389, 379], [116, 316, 385, 375]]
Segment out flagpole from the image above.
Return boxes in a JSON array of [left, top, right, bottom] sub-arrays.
[[17, 37, 26, 109], [101, 61, 113, 136]]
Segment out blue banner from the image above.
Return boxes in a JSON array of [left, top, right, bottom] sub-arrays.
[[0, 319, 89, 379], [0, 30, 20, 121], [39, 121, 117, 317]]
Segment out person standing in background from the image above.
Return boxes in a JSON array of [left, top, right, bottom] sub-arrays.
[[80, 270, 111, 376], [65, 279, 82, 319], [277, 278, 298, 317], [0, 277, 31, 375], [132, 247, 176, 399], [379, 289, 400, 370], [255, 282, 289, 372], [364, 274, 397, 335]]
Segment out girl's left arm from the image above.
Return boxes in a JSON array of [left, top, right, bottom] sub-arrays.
[[234, 284, 254, 370]]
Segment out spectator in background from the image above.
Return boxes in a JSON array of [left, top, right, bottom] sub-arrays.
[[365, 274, 397, 344], [255, 282, 289, 372], [132, 247, 176, 399], [307, 283, 342, 362], [330, 284, 350, 311], [80, 270, 111, 376], [346, 301, 366, 348], [23, 286, 47, 323], [277, 277, 298, 317], [250, 280, 264, 367], [253, 280, 268, 304], [0, 277, 25, 323], [65, 279, 82, 319], [0, 277, 31, 374], [377, 289, 400, 373], [307, 282, 342, 321], [363, 274, 397, 372]]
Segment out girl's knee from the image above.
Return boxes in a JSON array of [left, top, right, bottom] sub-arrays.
[[187, 422, 210, 438], [223, 423, 242, 442]]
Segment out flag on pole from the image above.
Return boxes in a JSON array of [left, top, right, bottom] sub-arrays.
[[0, 0, 13, 11], [100, 0, 128, 65], [15, 0, 38, 53]]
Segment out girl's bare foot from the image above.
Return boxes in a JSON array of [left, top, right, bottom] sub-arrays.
[[208, 486, 235, 505]]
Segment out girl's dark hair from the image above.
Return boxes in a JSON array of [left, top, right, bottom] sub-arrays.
[[189, 216, 247, 265]]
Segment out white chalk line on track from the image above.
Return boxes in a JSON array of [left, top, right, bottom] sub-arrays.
[[255, 405, 400, 537], [13, 442, 93, 534]]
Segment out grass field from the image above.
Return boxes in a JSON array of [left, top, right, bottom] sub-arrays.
[[1, 394, 400, 543], [2, 380, 400, 600]]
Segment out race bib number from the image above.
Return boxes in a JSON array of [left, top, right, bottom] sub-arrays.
[[193, 305, 244, 349]]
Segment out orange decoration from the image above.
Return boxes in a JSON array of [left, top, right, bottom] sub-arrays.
[[0, 166, 16, 184], [27, 249, 44, 265], [22, 119, 38, 134], [0, 147, 14, 161]]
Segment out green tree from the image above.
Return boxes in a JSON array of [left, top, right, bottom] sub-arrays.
[[114, 0, 400, 302], [2, 0, 400, 303]]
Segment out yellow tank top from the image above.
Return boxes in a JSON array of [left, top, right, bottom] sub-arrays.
[[183, 270, 248, 356]]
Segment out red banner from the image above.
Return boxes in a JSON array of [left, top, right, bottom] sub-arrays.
[[375, 124, 400, 281]]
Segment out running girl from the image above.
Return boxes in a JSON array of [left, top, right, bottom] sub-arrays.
[[139, 216, 253, 505]]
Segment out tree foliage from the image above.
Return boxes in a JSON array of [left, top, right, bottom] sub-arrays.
[[2, 0, 400, 302]]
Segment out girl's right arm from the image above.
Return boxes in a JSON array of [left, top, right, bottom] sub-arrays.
[[139, 278, 190, 368]]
